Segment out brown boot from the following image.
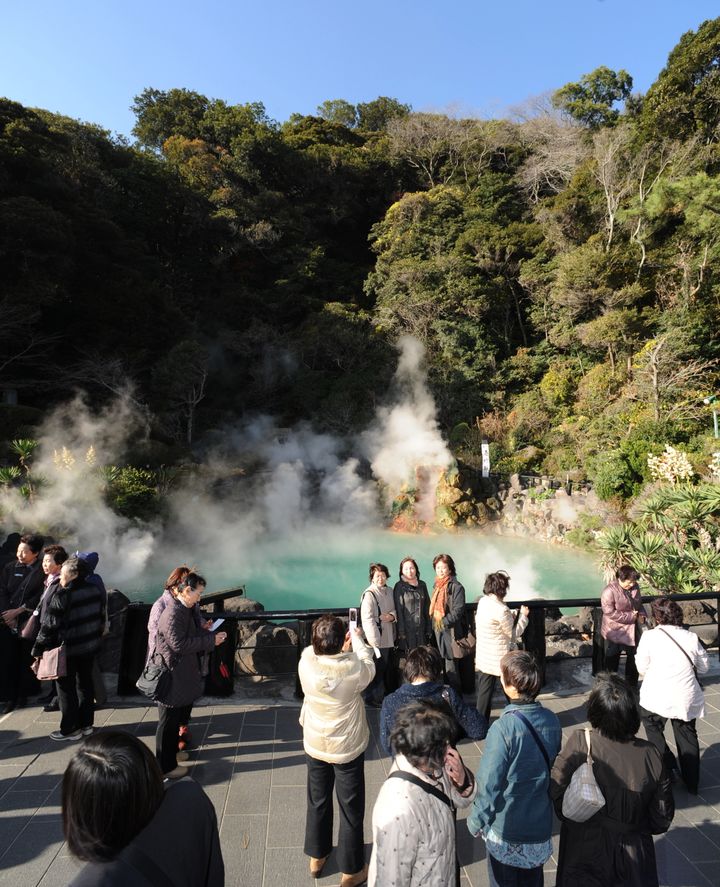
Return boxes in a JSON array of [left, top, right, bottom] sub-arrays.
[[309, 855, 328, 878], [340, 863, 368, 887]]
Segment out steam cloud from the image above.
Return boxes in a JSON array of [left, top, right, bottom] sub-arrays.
[[0, 337, 453, 591]]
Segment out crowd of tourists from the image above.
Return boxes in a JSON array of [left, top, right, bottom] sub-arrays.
[[1, 536, 712, 886]]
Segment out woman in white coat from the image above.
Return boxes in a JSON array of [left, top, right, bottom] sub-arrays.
[[474, 571, 529, 720], [636, 596, 709, 794], [369, 699, 476, 887], [299, 614, 375, 886]]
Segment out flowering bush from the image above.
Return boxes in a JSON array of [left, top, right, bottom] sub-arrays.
[[647, 445, 695, 484]]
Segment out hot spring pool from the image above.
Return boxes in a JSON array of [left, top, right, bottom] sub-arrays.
[[129, 529, 602, 611]]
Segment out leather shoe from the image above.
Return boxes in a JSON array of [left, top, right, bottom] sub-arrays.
[[43, 699, 59, 713], [2, 701, 15, 715], [310, 855, 329, 878], [164, 766, 188, 779], [340, 863, 368, 887]]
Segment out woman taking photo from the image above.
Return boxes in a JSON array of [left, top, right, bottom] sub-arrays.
[[63, 731, 224, 886], [475, 571, 529, 721], [636, 597, 709, 794], [299, 614, 375, 886], [32, 556, 104, 741], [393, 556, 431, 654], [429, 554, 469, 691], [153, 572, 225, 778], [550, 673, 674, 887]]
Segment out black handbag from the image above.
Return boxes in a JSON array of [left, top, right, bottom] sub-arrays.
[[136, 653, 172, 701]]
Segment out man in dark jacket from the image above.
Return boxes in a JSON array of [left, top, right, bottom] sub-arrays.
[[0, 532, 44, 713]]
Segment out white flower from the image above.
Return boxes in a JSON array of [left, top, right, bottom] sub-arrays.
[[647, 445, 695, 484]]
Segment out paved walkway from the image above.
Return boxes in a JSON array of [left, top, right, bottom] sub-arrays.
[[1, 671, 719, 887]]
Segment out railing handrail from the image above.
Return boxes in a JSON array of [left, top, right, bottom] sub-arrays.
[[188, 589, 720, 622]]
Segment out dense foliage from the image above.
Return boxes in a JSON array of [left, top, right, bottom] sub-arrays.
[[1, 20, 720, 491]]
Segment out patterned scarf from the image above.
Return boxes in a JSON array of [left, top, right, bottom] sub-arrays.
[[429, 575, 451, 631]]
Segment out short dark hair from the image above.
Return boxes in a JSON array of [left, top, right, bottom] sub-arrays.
[[399, 557, 420, 580], [43, 544, 68, 566], [651, 597, 683, 627], [369, 563, 389, 582], [587, 672, 640, 741], [312, 614, 345, 655], [389, 700, 457, 770], [484, 571, 510, 599], [62, 555, 89, 583], [432, 553, 456, 576], [500, 650, 542, 701], [62, 731, 164, 862], [616, 565, 639, 582], [403, 645, 442, 683], [178, 571, 206, 592], [20, 533, 44, 554]]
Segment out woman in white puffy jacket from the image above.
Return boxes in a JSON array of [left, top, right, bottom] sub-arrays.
[[299, 615, 375, 886], [636, 596, 709, 794], [474, 571, 529, 720]]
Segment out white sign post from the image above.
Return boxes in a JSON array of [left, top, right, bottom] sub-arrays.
[[481, 439, 490, 478]]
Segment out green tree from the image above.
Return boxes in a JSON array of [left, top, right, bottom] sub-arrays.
[[316, 99, 358, 128], [642, 18, 720, 142], [552, 66, 633, 129], [356, 96, 411, 131]]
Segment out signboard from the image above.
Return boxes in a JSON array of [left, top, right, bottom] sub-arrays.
[[481, 439, 490, 478]]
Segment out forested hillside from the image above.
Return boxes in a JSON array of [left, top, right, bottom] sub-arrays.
[[2, 19, 720, 498]]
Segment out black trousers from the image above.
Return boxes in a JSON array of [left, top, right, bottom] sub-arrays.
[[641, 706, 700, 793], [304, 752, 365, 875], [0, 626, 37, 703], [156, 703, 192, 774], [364, 647, 390, 704], [476, 671, 509, 720], [603, 640, 639, 687], [56, 654, 95, 735]]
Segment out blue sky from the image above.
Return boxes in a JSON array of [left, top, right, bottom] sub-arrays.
[[2, 1, 718, 138]]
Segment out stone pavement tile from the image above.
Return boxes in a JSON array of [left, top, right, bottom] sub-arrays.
[[695, 860, 720, 886], [700, 755, 720, 788], [264, 845, 329, 886], [667, 820, 720, 861], [271, 743, 306, 787], [0, 764, 27, 799], [0, 817, 64, 885], [225, 769, 272, 815], [36, 854, 83, 887], [0, 790, 52, 853], [266, 784, 306, 848], [697, 718, 720, 737], [220, 813, 267, 887], [243, 707, 276, 726], [695, 821, 720, 849]]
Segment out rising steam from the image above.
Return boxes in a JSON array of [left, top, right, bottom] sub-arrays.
[[0, 337, 453, 590]]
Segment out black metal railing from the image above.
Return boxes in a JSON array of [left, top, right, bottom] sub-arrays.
[[116, 591, 720, 697]]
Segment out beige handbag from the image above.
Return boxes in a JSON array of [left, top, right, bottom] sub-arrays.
[[561, 728, 606, 822]]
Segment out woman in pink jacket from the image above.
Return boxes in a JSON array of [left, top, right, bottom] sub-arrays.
[[600, 565, 647, 687]]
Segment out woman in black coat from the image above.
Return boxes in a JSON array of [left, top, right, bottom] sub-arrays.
[[32, 556, 104, 741], [429, 553, 469, 692], [152, 573, 226, 777], [550, 673, 674, 887]]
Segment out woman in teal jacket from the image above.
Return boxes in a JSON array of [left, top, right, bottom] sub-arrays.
[[468, 650, 561, 887]]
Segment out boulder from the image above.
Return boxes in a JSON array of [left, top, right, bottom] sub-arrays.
[[546, 637, 593, 660], [236, 623, 298, 676], [435, 505, 458, 529], [678, 599, 716, 625], [222, 596, 264, 614]]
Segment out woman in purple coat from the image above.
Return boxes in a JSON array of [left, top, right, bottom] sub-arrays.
[[152, 573, 226, 778]]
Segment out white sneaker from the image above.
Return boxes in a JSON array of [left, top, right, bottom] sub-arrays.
[[176, 750, 189, 762], [50, 730, 82, 741], [81, 727, 94, 737]]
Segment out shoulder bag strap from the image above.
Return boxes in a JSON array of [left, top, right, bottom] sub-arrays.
[[584, 727, 594, 762], [388, 770, 455, 810], [657, 627, 702, 685], [507, 709, 551, 772], [362, 589, 382, 632]]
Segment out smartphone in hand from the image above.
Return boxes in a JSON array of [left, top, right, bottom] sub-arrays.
[[348, 607, 358, 634]]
